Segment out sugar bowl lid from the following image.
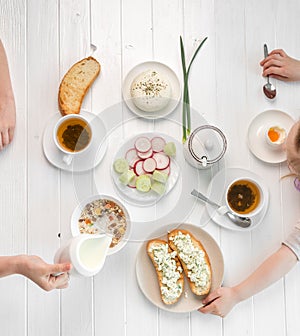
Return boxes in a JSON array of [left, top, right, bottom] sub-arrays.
[[188, 125, 227, 166]]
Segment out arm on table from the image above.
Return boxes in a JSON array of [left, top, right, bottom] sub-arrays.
[[0, 255, 71, 291], [0, 39, 16, 149], [199, 245, 297, 317], [260, 49, 300, 82]]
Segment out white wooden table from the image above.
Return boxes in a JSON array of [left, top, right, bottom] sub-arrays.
[[1, 1, 300, 335]]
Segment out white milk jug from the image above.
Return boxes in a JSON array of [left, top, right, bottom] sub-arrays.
[[54, 234, 112, 277]]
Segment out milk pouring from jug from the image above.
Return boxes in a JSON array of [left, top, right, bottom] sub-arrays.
[[54, 234, 112, 277]]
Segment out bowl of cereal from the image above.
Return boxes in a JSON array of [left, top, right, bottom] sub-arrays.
[[71, 195, 131, 255]]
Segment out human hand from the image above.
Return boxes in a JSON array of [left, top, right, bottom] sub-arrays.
[[198, 287, 240, 318], [17, 255, 72, 291], [0, 93, 16, 150], [260, 49, 300, 82]]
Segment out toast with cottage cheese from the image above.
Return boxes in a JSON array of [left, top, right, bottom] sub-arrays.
[[58, 57, 101, 115], [168, 229, 211, 296], [147, 239, 184, 305]]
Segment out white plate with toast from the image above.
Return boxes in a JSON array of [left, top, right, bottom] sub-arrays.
[[122, 61, 181, 119], [136, 223, 224, 313], [43, 110, 107, 172]]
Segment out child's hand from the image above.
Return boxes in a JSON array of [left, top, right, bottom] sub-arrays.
[[17, 255, 72, 291], [198, 287, 240, 318], [0, 93, 15, 150], [260, 49, 300, 82]]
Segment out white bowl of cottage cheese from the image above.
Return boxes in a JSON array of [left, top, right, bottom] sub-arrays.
[[123, 61, 181, 119], [130, 69, 172, 112]]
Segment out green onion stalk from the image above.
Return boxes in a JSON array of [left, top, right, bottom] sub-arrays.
[[180, 36, 208, 143]]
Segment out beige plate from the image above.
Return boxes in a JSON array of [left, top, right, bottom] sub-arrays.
[[136, 223, 224, 313]]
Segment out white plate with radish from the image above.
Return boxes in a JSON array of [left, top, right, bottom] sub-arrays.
[[111, 132, 180, 206]]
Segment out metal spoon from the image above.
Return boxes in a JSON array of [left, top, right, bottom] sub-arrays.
[[263, 44, 277, 99], [191, 189, 251, 228], [90, 43, 97, 56]]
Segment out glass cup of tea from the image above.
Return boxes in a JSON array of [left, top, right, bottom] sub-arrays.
[[225, 178, 264, 218], [53, 114, 92, 165]]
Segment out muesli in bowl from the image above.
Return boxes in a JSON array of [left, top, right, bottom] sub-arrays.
[[71, 195, 131, 255]]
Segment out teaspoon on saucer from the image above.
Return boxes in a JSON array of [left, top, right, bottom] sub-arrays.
[[263, 44, 277, 99], [191, 189, 251, 228]]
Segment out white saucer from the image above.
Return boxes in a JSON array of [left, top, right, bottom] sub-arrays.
[[43, 110, 107, 172], [206, 168, 269, 231], [111, 132, 180, 206], [247, 109, 295, 163], [122, 61, 181, 119]]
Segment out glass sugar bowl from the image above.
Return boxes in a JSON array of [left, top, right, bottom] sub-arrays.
[[183, 125, 227, 169]]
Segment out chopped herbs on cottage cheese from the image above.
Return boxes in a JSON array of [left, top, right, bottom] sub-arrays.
[[169, 231, 211, 290], [130, 70, 172, 112], [148, 243, 183, 303]]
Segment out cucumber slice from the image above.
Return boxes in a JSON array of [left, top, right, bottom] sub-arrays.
[[152, 170, 169, 184], [113, 158, 129, 174], [136, 175, 151, 192], [164, 142, 176, 157], [119, 170, 136, 185], [151, 181, 166, 195], [128, 175, 137, 188]]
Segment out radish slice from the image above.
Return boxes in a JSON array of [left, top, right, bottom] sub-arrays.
[[143, 157, 157, 173], [137, 148, 153, 159], [125, 148, 138, 163], [152, 152, 170, 170], [134, 160, 146, 176], [159, 166, 170, 175], [135, 137, 151, 153], [151, 137, 166, 152], [129, 157, 140, 168], [125, 148, 137, 160]]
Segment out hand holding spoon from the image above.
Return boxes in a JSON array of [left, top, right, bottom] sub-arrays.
[[263, 44, 277, 99]]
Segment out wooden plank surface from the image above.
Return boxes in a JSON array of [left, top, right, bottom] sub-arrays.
[[0, 1, 27, 335], [59, 1, 94, 335], [0, 0, 300, 335], [26, 1, 61, 334]]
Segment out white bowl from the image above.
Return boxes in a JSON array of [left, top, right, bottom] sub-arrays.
[[71, 194, 131, 255]]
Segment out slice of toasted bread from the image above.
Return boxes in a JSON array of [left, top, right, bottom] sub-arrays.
[[168, 229, 211, 296], [58, 57, 101, 115], [147, 239, 184, 305]]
